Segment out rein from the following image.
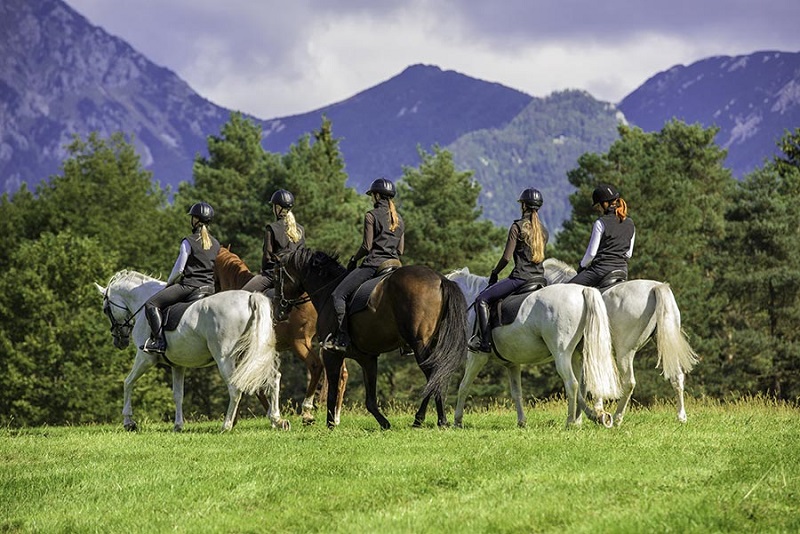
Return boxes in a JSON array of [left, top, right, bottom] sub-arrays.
[[103, 289, 145, 339]]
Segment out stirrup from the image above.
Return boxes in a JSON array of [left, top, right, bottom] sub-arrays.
[[141, 337, 166, 354], [467, 335, 491, 353], [322, 333, 348, 352]]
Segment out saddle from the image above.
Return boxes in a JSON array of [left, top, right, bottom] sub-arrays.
[[597, 269, 628, 291], [162, 286, 214, 332], [346, 259, 402, 316], [491, 276, 548, 328]]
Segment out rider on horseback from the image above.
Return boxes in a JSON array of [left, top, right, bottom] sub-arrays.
[[468, 188, 549, 353], [242, 189, 305, 294], [568, 184, 635, 288], [142, 202, 220, 354], [325, 178, 405, 352]]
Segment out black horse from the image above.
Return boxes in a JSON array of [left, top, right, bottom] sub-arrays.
[[277, 248, 468, 429]]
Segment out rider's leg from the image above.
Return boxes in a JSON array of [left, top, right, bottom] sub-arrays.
[[328, 267, 374, 350]]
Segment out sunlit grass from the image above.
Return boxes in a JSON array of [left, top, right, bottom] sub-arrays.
[[2, 397, 799, 533]]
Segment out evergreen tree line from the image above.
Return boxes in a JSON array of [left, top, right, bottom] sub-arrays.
[[0, 113, 797, 427]]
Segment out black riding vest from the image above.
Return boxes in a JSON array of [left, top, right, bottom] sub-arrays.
[[262, 218, 305, 272], [509, 219, 549, 280], [182, 228, 220, 288], [593, 213, 635, 270], [361, 200, 404, 268]]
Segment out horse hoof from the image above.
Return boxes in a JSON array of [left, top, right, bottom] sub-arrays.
[[453, 421, 463, 429], [412, 420, 423, 429], [302, 416, 315, 426], [124, 422, 138, 432], [278, 420, 291, 431], [517, 420, 527, 428], [600, 412, 614, 428], [173, 425, 183, 433]]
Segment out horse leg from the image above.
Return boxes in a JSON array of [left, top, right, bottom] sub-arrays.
[[555, 353, 581, 429], [612, 350, 637, 426], [506, 363, 527, 428], [412, 395, 431, 428], [670, 370, 687, 423], [215, 358, 243, 432], [297, 339, 322, 425], [322, 350, 345, 429], [335, 360, 348, 426], [122, 350, 158, 431], [574, 353, 613, 428], [454, 351, 490, 428], [359, 356, 391, 430], [171, 366, 186, 432], [267, 371, 290, 430]]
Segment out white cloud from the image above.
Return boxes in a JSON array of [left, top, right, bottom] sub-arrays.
[[64, 0, 800, 118]]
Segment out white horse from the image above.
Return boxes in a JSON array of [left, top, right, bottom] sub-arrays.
[[448, 268, 620, 429], [544, 259, 699, 424], [97, 270, 288, 432]]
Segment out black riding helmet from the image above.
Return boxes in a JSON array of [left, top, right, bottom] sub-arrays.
[[188, 202, 214, 223], [270, 189, 295, 209], [592, 184, 620, 206], [518, 188, 543, 209], [365, 178, 396, 198]]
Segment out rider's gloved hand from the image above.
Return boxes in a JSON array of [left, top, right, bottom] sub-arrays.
[[347, 256, 357, 271], [488, 271, 498, 286]]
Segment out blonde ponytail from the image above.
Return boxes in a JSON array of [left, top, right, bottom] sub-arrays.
[[388, 199, 399, 232], [198, 224, 212, 250], [284, 210, 302, 243], [521, 210, 546, 263]]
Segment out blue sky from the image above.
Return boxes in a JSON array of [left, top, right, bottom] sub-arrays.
[[65, 0, 800, 119]]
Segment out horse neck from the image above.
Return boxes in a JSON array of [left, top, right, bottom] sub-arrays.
[[114, 276, 164, 310]]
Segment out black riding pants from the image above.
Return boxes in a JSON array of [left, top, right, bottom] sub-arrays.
[[331, 266, 376, 333]]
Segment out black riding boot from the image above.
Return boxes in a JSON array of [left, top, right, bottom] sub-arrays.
[[467, 301, 492, 353], [142, 306, 166, 354]]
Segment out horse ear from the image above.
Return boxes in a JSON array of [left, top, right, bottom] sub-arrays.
[[94, 283, 106, 295]]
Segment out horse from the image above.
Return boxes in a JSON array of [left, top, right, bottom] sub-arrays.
[[276, 248, 468, 429], [97, 270, 288, 432], [447, 267, 621, 429], [544, 259, 699, 424], [214, 246, 348, 425]]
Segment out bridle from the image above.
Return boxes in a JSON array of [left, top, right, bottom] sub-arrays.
[[275, 264, 310, 311], [102, 288, 144, 345]]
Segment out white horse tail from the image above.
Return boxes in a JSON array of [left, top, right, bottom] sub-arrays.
[[581, 287, 621, 399], [653, 283, 699, 380], [230, 292, 280, 395]]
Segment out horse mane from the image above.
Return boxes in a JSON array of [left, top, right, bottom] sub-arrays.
[[215, 246, 255, 291], [445, 267, 488, 302], [108, 270, 161, 287], [287, 247, 344, 278], [543, 258, 577, 284]]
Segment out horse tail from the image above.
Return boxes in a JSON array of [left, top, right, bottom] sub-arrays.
[[421, 276, 469, 399], [653, 283, 699, 380], [581, 287, 620, 399], [230, 292, 280, 395]]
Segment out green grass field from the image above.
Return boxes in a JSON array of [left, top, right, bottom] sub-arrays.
[[2, 397, 798, 533]]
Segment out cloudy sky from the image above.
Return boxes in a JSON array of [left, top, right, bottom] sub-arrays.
[[65, 0, 799, 119]]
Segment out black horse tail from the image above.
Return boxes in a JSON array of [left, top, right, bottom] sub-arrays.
[[420, 275, 469, 399]]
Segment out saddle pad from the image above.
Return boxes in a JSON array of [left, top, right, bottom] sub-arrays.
[[163, 301, 195, 332], [493, 284, 545, 327], [347, 271, 393, 316]]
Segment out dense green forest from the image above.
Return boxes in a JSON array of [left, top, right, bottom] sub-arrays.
[[1, 113, 798, 427]]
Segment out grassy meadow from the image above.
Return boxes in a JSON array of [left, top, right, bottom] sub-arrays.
[[2, 397, 798, 533]]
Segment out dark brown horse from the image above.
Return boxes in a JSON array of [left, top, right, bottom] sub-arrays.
[[276, 248, 468, 429], [214, 246, 348, 425]]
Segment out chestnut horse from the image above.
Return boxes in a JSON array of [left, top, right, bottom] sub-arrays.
[[214, 246, 347, 425], [277, 248, 468, 429]]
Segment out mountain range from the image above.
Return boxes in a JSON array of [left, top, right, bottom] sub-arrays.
[[2, 0, 799, 230]]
